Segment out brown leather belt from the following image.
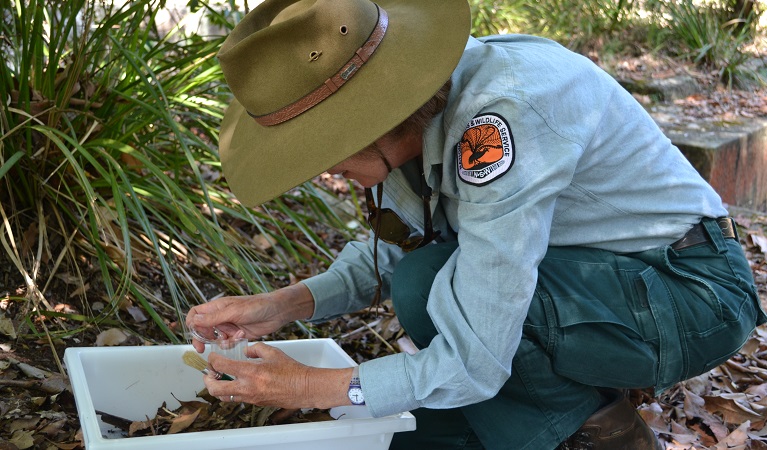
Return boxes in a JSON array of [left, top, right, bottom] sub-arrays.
[[671, 217, 737, 251]]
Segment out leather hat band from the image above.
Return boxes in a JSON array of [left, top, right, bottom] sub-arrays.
[[249, 5, 389, 127]]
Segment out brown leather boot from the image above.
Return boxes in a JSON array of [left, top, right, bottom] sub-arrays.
[[557, 389, 662, 450]]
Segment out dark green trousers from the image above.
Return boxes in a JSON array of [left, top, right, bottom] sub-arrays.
[[389, 218, 765, 450]]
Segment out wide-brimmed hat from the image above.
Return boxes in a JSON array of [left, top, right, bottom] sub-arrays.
[[217, 0, 471, 206]]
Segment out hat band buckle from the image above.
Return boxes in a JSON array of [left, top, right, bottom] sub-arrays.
[[249, 5, 389, 127]]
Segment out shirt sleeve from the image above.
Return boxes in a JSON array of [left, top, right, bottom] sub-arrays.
[[302, 208, 407, 321]]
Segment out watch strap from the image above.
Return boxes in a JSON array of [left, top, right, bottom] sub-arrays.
[[348, 366, 365, 405]]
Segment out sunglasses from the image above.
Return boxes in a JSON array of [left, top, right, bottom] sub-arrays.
[[365, 160, 441, 309], [364, 175, 440, 253]]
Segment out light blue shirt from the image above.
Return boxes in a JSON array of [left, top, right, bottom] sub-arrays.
[[302, 35, 727, 418]]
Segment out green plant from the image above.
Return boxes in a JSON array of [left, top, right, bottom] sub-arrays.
[[0, 0, 356, 346], [525, 0, 637, 49], [469, 0, 527, 36], [656, 0, 762, 85], [469, 0, 639, 52]]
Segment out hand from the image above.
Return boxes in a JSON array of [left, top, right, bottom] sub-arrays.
[[186, 294, 283, 352], [204, 342, 353, 410], [186, 283, 315, 353]]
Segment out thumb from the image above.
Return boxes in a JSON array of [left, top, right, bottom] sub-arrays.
[[245, 342, 282, 360]]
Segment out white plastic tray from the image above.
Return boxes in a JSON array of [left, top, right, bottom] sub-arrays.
[[63, 339, 415, 449]]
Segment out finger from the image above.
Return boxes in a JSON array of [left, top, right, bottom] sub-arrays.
[[245, 342, 268, 358], [192, 339, 205, 353], [208, 351, 243, 376], [192, 311, 220, 329], [209, 323, 239, 339], [186, 302, 220, 327], [190, 299, 236, 327], [192, 312, 244, 341], [245, 342, 271, 359], [246, 341, 277, 359], [188, 325, 220, 347], [185, 304, 203, 325], [203, 375, 234, 398], [214, 328, 246, 342]]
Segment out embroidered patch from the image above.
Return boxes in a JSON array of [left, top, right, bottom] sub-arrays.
[[456, 113, 515, 186]]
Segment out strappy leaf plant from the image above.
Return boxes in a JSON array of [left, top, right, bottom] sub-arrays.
[[655, 0, 764, 86], [469, 0, 527, 36], [469, 0, 763, 87], [469, 0, 638, 51], [0, 0, 357, 344]]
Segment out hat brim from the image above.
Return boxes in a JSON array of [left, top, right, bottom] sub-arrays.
[[219, 0, 471, 206]]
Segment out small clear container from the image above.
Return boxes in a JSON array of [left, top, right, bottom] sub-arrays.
[[189, 326, 248, 361], [212, 336, 248, 361], [188, 325, 221, 344]]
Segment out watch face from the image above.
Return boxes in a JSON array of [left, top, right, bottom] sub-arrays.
[[348, 387, 365, 405]]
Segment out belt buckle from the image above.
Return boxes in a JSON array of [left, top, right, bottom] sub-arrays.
[[718, 217, 735, 239]]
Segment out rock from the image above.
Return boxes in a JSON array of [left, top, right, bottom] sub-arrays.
[[618, 75, 701, 101]]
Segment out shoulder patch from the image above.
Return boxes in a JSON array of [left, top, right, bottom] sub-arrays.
[[456, 113, 515, 186]]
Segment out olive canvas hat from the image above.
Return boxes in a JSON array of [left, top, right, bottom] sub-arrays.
[[217, 0, 471, 206]]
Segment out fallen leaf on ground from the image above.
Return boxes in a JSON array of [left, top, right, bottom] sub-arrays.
[[95, 328, 129, 346]]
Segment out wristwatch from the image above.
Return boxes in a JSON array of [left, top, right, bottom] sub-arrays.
[[347, 367, 365, 405]]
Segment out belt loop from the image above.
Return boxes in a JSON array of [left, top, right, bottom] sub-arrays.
[[702, 217, 727, 254], [730, 218, 740, 242]]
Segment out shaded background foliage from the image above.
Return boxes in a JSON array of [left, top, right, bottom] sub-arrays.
[[0, 0, 357, 345], [473, 0, 765, 84], [0, 0, 765, 344]]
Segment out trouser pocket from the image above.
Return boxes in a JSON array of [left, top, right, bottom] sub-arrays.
[[634, 237, 764, 391], [528, 237, 764, 393], [526, 248, 660, 389]]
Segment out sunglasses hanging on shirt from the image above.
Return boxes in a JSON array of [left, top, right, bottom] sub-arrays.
[[364, 162, 440, 252], [365, 159, 440, 308]]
